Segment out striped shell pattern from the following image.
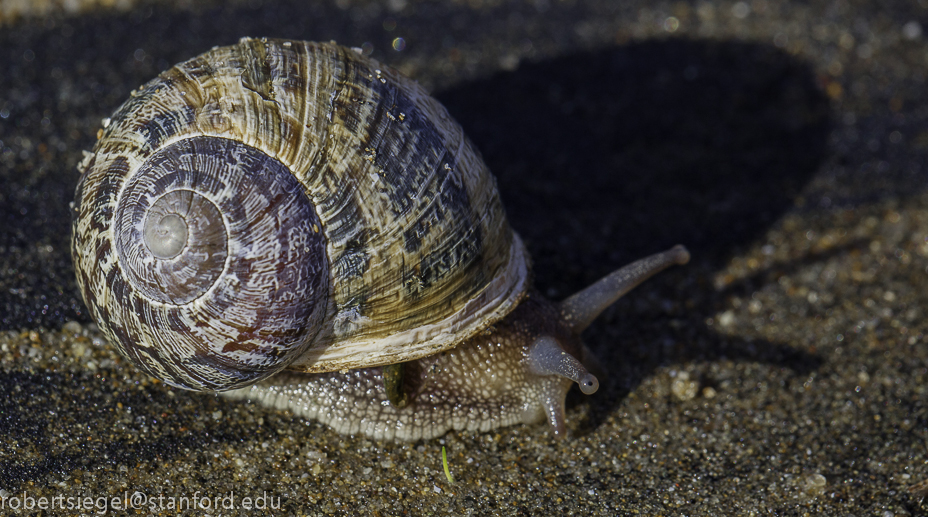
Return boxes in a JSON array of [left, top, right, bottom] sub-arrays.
[[71, 37, 530, 392]]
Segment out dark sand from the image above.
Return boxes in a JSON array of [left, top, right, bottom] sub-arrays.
[[1, 0, 927, 514]]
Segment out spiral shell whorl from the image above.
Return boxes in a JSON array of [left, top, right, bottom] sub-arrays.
[[115, 139, 230, 305], [75, 136, 329, 391], [73, 38, 530, 390]]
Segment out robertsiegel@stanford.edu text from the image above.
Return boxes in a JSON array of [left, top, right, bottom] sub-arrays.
[[0, 490, 280, 514]]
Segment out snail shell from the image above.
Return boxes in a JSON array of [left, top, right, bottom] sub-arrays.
[[71, 37, 528, 391]]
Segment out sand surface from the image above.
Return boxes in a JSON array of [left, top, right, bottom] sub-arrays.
[[1, 0, 927, 514]]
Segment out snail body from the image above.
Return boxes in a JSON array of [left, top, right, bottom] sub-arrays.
[[71, 38, 688, 440]]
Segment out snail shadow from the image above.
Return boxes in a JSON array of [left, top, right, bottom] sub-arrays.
[[437, 39, 831, 429], [437, 38, 830, 276]]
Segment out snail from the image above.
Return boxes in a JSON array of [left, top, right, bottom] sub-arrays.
[[71, 37, 689, 441]]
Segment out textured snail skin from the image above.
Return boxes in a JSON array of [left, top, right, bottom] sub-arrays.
[[71, 37, 689, 440], [223, 294, 580, 441], [224, 247, 691, 441]]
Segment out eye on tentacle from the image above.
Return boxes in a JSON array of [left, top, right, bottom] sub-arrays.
[[527, 335, 599, 395]]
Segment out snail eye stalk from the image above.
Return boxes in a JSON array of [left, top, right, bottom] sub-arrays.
[[527, 335, 599, 395], [558, 245, 690, 334]]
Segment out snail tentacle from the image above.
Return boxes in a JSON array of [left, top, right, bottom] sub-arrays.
[[538, 376, 570, 439], [526, 335, 599, 395], [559, 245, 690, 333]]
